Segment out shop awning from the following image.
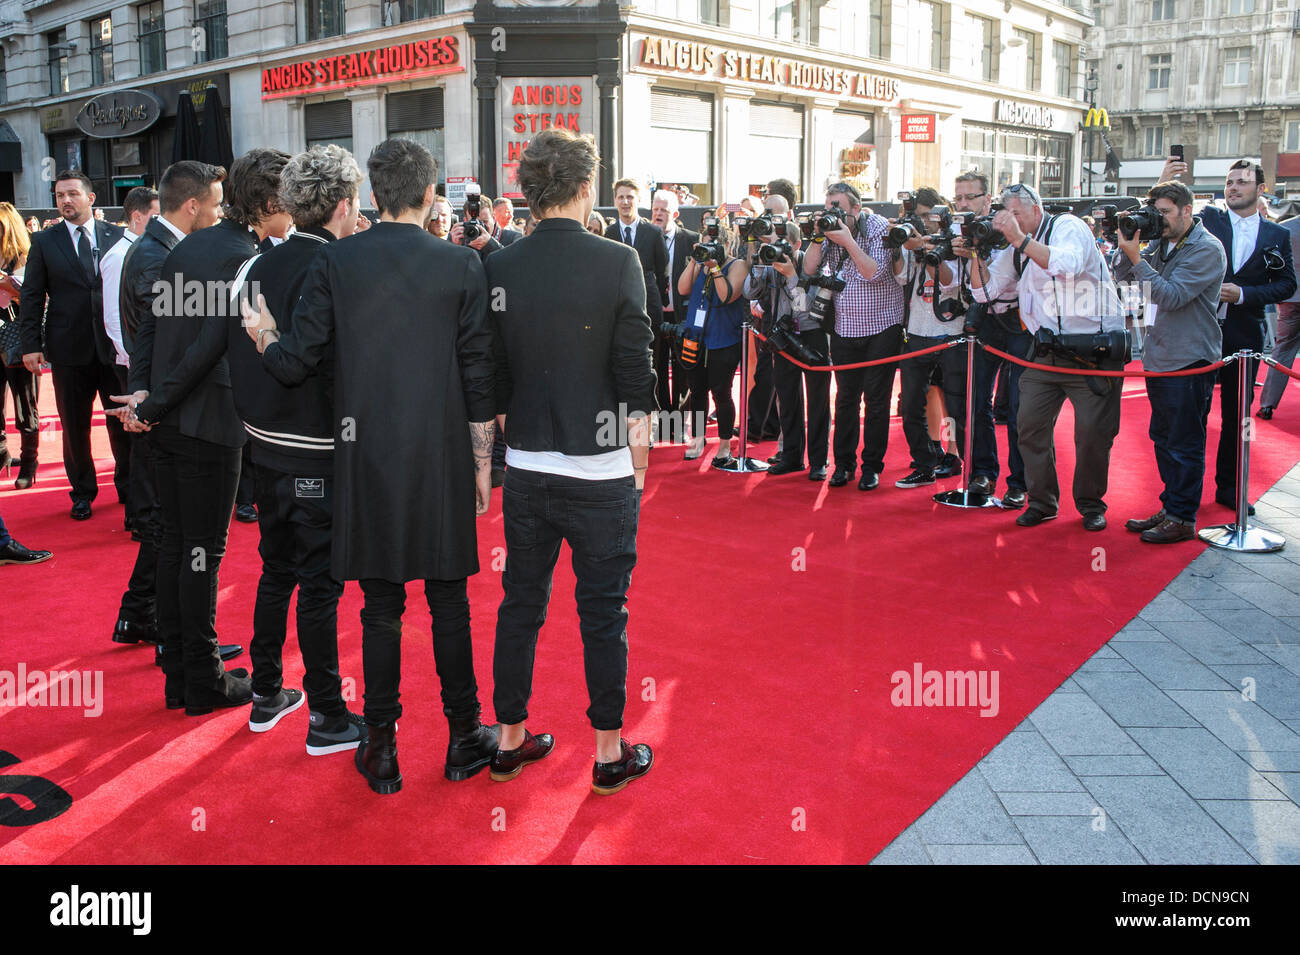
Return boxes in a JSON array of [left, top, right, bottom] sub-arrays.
[[1276, 153, 1300, 179], [1194, 157, 1261, 179], [1084, 159, 1170, 180], [0, 120, 22, 173]]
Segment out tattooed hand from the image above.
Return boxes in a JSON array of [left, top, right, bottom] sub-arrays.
[[470, 420, 494, 515]]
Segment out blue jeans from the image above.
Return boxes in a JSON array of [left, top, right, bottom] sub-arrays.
[[493, 466, 640, 731], [1147, 365, 1216, 523], [0, 511, 10, 548], [972, 324, 1032, 490]]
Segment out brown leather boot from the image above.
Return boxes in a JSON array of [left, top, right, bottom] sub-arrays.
[[445, 716, 498, 781], [355, 722, 401, 794]]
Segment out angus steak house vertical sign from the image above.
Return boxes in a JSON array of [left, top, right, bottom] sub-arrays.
[[497, 78, 595, 199]]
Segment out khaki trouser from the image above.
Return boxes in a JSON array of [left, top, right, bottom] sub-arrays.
[[1016, 354, 1124, 517]]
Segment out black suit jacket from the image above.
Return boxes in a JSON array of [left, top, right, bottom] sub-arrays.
[[1200, 207, 1298, 352], [605, 217, 669, 319], [663, 225, 701, 317], [488, 217, 656, 452], [18, 218, 124, 366], [133, 218, 258, 447], [122, 217, 182, 390]]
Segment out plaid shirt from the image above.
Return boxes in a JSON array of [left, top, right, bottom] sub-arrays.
[[822, 212, 904, 338]]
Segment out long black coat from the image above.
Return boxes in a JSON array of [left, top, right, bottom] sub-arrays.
[[262, 221, 494, 582]]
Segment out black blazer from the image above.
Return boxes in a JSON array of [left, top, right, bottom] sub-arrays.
[[487, 217, 656, 453], [133, 218, 258, 447], [605, 216, 669, 318], [18, 218, 124, 365], [1200, 207, 1298, 352], [664, 225, 701, 317], [122, 217, 182, 390]]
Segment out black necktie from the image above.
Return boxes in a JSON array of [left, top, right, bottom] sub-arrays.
[[624, 226, 633, 246], [77, 225, 95, 281]]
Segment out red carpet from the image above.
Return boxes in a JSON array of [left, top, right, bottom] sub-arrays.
[[2, 365, 1298, 864]]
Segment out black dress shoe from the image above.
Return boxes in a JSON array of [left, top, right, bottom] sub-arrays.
[[1256, 405, 1275, 420], [1215, 495, 1255, 516], [1015, 509, 1057, 527], [968, 475, 995, 495], [0, 539, 52, 565], [234, 504, 258, 524], [933, 454, 962, 478], [767, 459, 806, 475], [809, 465, 828, 482], [592, 739, 654, 795], [70, 500, 92, 521], [490, 729, 555, 781], [858, 471, 879, 491], [184, 669, 253, 716], [1001, 487, 1027, 509], [113, 619, 159, 645], [828, 468, 851, 487], [1082, 512, 1107, 532]]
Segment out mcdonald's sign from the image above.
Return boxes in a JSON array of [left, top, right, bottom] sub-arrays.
[[1084, 107, 1110, 129]]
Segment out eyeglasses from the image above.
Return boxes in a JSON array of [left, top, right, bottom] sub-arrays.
[[954, 192, 987, 201]]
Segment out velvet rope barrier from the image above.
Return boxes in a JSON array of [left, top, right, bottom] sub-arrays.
[[1261, 356, 1300, 382], [748, 330, 961, 372], [980, 345, 1233, 378]]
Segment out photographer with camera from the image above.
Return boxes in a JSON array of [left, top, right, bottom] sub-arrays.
[[954, 172, 1030, 508], [1111, 180, 1226, 542], [802, 182, 904, 490], [743, 201, 829, 478], [973, 182, 1125, 530], [888, 187, 965, 489], [450, 184, 503, 260], [676, 215, 750, 465]]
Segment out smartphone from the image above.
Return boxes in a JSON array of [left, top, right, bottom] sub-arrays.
[[1170, 144, 1184, 161]]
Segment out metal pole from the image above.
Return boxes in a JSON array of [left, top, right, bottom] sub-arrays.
[[716, 321, 769, 473], [936, 335, 997, 508], [1199, 351, 1285, 552]]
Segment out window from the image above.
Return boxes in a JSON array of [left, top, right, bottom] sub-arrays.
[[1148, 53, 1172, 89], [89, 18, 113, 86], [1015, 29, 1039, 90], [928, 2, 946, 71], [47, 29, 69, 96], [969, 15, 995, 81], [1224, 48, 1250, 86], [1287, 119, 1300, 152], [649, 88, 715, 205], [305, 0, 345, 41], [1218, 122, 1240, 154], [648, 0, 719, 25], [1143, 126, 1164, 157], [195, 1, 228, 62], [1227, 0, 1253, 13], [1151, 0, 1175, 19], [1054, 41, 1074, 98], [138, 2, 166, 76], [0, 50, 6, 104], [870, 0, 890, 59], [758, 0, 796, 41], [387, 89, 445, 185], [381, 0, 444, 24], [306, 100, 353, 153]]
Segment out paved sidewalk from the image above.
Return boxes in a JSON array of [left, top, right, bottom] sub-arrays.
[[873, 464, 1300, 865]]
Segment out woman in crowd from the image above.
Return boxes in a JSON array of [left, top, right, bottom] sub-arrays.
[[587, 211, 607, 236], [0, 202, 39, 488], [677, 217, 750, 466]]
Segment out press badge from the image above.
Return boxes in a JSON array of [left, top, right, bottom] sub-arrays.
[[693, 307, 708, 328], [1144, 303, 1157, 326]]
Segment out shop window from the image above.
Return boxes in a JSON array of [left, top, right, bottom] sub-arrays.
[[304, 0, 345, 42], [1223, 48, 1250, 87], [138, 2, 166, 76], [381, 0, 444, 25], [196, 1, 229, 62], [48, 29, 70, 96], [1143, 126, 1164, 157], [1217, 122, 1239, 155], [387, 89, 445, 182], [306, 100, 354, 154], [648, 88, 714, 205], [869, 0, 890, 60], [1054, 41, 1074, 99], [745, 102, 804, 196], [1147, 53, 1171, 90], [1151, 0, 1175, 19], [833, 110, 875, 199], [89, 18, 114, 87]]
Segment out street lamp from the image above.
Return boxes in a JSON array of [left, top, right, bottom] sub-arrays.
[[1084, 68, 1099, 195]]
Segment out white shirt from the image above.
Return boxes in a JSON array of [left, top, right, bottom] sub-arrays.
[[619, 218, 638, 246], [99, 231, 137, 366], [1228, 208, 1258, 304], [505, 447, 634, 480], [65, 218, 97, 259], [662, 225, 677, 311], [975, 213, 1123, 335], [156, 214, 187, 243]]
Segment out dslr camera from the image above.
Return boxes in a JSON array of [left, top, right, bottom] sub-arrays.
[[886, 191, 929, 249], [1118, 204, 1163, 242], [757, 214, 793, 264], [957, 203, 1009, 258], [692, 216, 728, 264], [815, 205, 849, 234], [765, 312, 828, 366], [1033, 327, 1132, 364], [799, 272, 847, 332], [462, 184, 484, 241]]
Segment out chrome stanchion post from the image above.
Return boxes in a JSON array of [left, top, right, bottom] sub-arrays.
[[935, 335, 997, 508], [1199, 350, 1285, 552], [716, 320, 769, 474]]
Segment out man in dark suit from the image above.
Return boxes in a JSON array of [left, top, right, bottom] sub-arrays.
[[492, 197, 523, 246], [243, 138, 499, 795], [112, 149, 289, 716], [1164, 157, 1298, 508], [650, 188, 698, 420], [607, 178, 669, 346], [18, 169, 128, 520], [488, 129, 657, 795]]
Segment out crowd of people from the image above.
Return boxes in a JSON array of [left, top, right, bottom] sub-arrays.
[[3, 136, 1298, 796]]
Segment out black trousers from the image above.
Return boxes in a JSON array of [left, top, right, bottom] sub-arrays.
[[831, 324, 903, 475], [250, 461, 346, 717], [494, 467, 640, 731], [1215, 355, 1261, 499], [652, 329, 673, 413], [151, 427, 242, 692], [747, 349, 781, 439], [772, 329, 832, 469], [357, 576, 481, 726], [117, 429, 159, 627], [235, 443, 256, 508], [51, 360, 130, 506], [0, 361, 40, 465], [689, 343, 741, 444], [899, 334, 967, 470]]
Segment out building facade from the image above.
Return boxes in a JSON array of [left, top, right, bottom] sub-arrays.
[[1084, 0, 1300, 197], [0, 0, 1094, 209]]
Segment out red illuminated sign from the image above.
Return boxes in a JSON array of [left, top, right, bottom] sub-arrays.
[[900, 114, 936, 143], [261, 36, 462, 99]]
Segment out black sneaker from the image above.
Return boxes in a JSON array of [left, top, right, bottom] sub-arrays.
[[0, 539, 52, 565], [895, 468, 936, 489], [306, 709, 369, 756], [248, 687, 305, 733]]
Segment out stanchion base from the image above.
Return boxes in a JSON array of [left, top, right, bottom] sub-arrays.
[[934, 489, 999, 509], [714, 457, 770, 474], [1198, 524, 1286, 553]]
